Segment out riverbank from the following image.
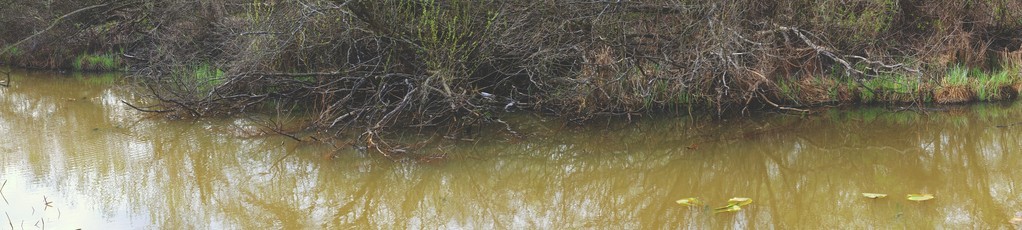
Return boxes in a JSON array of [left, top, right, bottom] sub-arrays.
[[2, 1, 1021, 148]]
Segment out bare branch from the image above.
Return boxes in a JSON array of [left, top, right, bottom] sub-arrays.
[[120, 100, 172, 113]]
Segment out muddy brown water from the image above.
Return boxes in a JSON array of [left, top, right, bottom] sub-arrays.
[[2, 69, 1022, 229]]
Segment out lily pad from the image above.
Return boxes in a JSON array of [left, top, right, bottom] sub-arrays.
[[906, 193, 934, 201], [675, 197, 702, 206], [727, 197, 753, 206], [862, 193, 888, 199], [714, 204, 742, 213], [715, 197, 753, 213]]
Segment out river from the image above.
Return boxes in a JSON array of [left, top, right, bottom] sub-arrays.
[[2, 69, 1022, 229]]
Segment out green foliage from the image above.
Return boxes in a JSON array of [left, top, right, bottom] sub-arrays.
[[247, 0, 270, 22], [72, 52, 122, 71], [814, 0, 898, 45], [867, 74, 918, 92], [775, 78, 798, 100], [395, 0, 498, 96], [974, 71, 994, 101], [856, 74, 919, 103], [191, 63, 225, 89], [944, 65, 971, 86], [162, 62, 225, 96], [933, 64, 1016, 101], [973, 68, 1017, 101]]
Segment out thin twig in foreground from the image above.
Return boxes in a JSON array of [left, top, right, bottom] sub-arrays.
[[0, 180, 7, 204], [5, 211, 12, 230]]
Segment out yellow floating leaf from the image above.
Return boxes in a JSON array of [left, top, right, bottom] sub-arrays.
[[714, 204, 742, 213], [675, 197, 702, 206], [727, 197, 753, 206], [862, 193, 888, 199], [906, 193, 934, 201]]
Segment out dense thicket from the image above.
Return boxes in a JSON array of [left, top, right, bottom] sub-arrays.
[[3, 0, 1021, 144]]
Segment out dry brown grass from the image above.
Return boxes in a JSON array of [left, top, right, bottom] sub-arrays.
[[935, 86, 976, 104], [835, 85, 857, 102], [795, 76, 833, 104]]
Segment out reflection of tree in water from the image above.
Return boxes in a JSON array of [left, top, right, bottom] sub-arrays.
[[6, 73, 1022, 228]]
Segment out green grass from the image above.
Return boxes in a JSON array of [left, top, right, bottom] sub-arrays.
[[73, 52, 122, 71], [943, 65, 971, 86], [973, 68, 1018, 101], [645, 79, 666, 108], [973, 70, 994, 101], [866, 75, 918, 98], [935, 64, 1020, 101], [164, 63, 227, 94], [192, 63, 225, 90], [764, 62, 1022, 106], [857, 80, 876, 103], [775, 78, 798, 101], [857, 75, 919, 103]]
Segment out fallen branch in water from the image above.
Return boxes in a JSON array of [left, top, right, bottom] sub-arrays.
[[758, 91, 810, 113], [996, 122, 1022, 128], [251, 118, 304, 142], [121, 100, 173, 113]]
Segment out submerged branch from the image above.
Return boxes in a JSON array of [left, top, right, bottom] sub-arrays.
[[121, 100, 173, 113], [759, 91, 810, 113], [252, 118, 305, 142]]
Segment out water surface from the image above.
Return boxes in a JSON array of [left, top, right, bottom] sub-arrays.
[[2, 69, 1022, 229]]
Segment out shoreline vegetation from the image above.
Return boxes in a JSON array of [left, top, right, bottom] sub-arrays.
[[2, 1, 1021, 153]]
